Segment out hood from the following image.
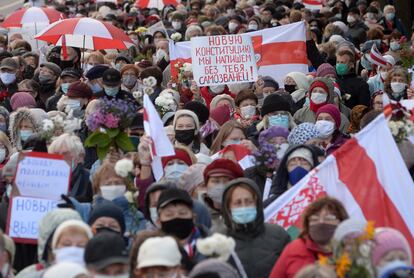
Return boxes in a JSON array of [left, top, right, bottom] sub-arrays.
[[8, 108, 44, 150], [0, 106, 10, 127], [221, 177, 265, 238]]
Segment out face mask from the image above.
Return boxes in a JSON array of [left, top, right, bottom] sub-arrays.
[[53, 246, 85, 266], [311, 92, 327, 105], [248, 23, 258, 30], [315, 120, 335, 138], [0, 72, 16, 85], [347, 15, 356, 24], [288, 166, 309, 185], [90, 83, 102, 94], [175, 128, 195, 145], [95, 227, 121, 235], [164, 163, 188, 180], [61, 83, 70, 94], [1, 263, 9, 278], [231, 207, 257, 224], [149, 207, 158, 224], [385, 12, 395, 21], [376, 260, 410, 278], [95, 275, 129, 278], [161, 218, 194, 239], [0, 123, 6, 133], [66, 99, 81, 111], [268, 114, 289, 129], [100, 185, 126, 201], [20, 129, 33, 142], [223, 139, 241, 147], [240, 105, 256, 119], [172, 21, 182, 30], [122, 75, 137, 87], [391, 82, 406, 93], [390, 41, 401, 51], [361, 55, 372, 70], [207, 183, 226, 205], [104, 86, 119, 97], [309, 223, 337, 245], [0, 148, 6, 163], [336, 63, 349, 75], [284, 84, 296, 94], [210, 85, 225, 94], [380, 71, 388, 80], [39, 74, 55, 84], [115, 64, 122, 71], [228, 22, 238, 33], [366, 13, 376, 20]]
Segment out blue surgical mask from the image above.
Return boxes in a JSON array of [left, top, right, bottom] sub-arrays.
[[149, 207, 158, 224], [385, 12, 395, 21], [0, 123, 6, 133], [268, 114, 289, 129], [19, 130, 33, 142], [223, 139, 241, 147], [231, 207, 257, 224], [164, 163, 189, 180], [90, 83, 102, 94], [104, 86, 119, 97], [0, 72, 16, 85], [61, 83, 70, 94], [288, 166, 309, 185]]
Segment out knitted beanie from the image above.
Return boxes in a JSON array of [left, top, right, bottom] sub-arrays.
[[173, 109, 200, 132], [67, 81, 93, 99], [316, 104, 341, 129], [372, 227, 412, 266], [10, 92, 36, 110], [210, 94, 235, 110], [88, 201, 126, 234], [316, 63, 337, 78], [261, 94, 291, 116], [52, 219, 93, 250], [288, 123, 320, 145], [309, 80, 330, 95]]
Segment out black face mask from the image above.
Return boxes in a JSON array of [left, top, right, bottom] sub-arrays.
[[308, 223, 337, 245], [175, 129, 195, 145], [60, 60, 74, 70], [96, 227, 121, 235], [161, 218, 194, 239], [284, 84, 297, 94]]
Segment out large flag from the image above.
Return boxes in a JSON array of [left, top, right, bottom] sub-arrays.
[[264, 113, 414, 259], [210, 144, 255, 170], [135, 0, 179, 9], [169, 21, 308, 85]]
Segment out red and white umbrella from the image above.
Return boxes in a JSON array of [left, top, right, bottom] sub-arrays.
[[2, 7, 65, 28], [135, 0, 180, 10], [34, 18, 133, 50]]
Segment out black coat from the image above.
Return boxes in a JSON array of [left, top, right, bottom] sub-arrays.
[[70, 164, 93, 202], [336, 72, 371, 109]]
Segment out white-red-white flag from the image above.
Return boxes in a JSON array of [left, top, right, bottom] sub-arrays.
[[135, 0, 179, 9], [264, 113, 414, 261], [369, 44, 388, 67], [303, 0, 323, 10], [211, 144, 255, 170]]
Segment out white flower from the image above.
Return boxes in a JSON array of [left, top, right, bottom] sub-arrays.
[[63, 118, 82, 134], [182, 62, 192, 72], [144, 87, 154, 95], [196, 233, 235, 261], [124, 191, 134, 203], [42, 119, 54, 132], [170, 32, 182, 42], [147, 76, 157, 87], [115, 158, 134, 177], [133, 91, 143, 100], [143, 78, 151, 87]]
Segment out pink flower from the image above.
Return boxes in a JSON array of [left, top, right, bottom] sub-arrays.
[[104, 113, 120, 128]]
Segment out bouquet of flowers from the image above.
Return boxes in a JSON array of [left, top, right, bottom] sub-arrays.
[[170, 32, 182, 42], [155, 89, 178, 117], [387, 101, 414, 143], [253, 143, 279, 174], [41, 111, 82, 141], [85, 97, 137, 160]]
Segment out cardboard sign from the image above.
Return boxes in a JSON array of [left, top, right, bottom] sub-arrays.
[[14, 152, 71, 200], [7, 196, 58, 243], [191, 34, 258, 86]]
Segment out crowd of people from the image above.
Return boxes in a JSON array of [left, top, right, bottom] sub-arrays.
[[0, 0, 413, 277]]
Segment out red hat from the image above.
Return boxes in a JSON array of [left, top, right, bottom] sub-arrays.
[[210, 105, 231, 126], [309, 80, 329, 95], [10, 92, 36, 111], [162, 148, 193, 169], [316, 104, 341, 129], [67, 81, 93, 100], [203, 158, 244, 182]]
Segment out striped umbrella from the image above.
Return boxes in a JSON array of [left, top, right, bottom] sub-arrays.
[[34, 18, 133, 50], [2, 7, 65, 28]]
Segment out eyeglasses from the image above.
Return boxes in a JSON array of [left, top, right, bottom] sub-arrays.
[[309, 214, 338, 224]]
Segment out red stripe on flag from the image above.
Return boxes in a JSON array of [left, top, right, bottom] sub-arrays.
[[170, 58, 192, 79], [256, 41, 307, 66], [334, 138, 414, 254], [303, 0, 322, 4], [370, 53, 387, 67]]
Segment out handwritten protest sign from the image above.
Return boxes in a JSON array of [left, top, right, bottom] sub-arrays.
[[14, 152, 71, 200], [191, 34, 258, 86], [7, 196, 58, 243]]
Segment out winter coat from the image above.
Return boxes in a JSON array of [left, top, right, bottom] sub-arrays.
[[244, 166, 268, 195], [222, 178, 290, 278], [8, 108, 44, 151], [45, 90, 64, 112], [269, 237, 331, 278], [378, 16, 407, 36], [293, 106, 350, 134], [347, 21, 368, 46], [325, 131, 350, 156], [70, 164, 93, 202], [336, 72, 371, 109]]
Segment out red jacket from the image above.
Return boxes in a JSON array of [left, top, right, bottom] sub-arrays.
[[200, 87, 234, 109], [269, 237, 331, 278]]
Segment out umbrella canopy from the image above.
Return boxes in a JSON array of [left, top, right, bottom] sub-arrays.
[[2, 7, 65, 28], [34, 18, 133, 50], [135, 0, 180, 10]]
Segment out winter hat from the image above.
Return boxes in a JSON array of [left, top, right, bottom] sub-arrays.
[[171, 12, 185, 21], [259, 127, 289, 144], [10, 92, 36, 110], [157, 188, 193, 210], [137, 237, 182, 269], [178, 163, 206, 194], [173, 109, 200, 132], [51, 219, 93, 250], [316, 63, 337, 78], [184, 101, 209, 125], [204, 158, 244, 182], [333, 219, 366, 243], [261, 94, 291, 116], [85, 65, 109, 81], [196, 153, 213, 165], [61, 67, 81, 79], [43, 262, 88, 278], [309, 80, 329, 95], [0, 58, 19, 71], [162, 111, 175, 126], [286, 72, 310, 90], [287, 147, 314, 167], [262, 76, 279, 90], [40, 62, 62, 77], [316, 104, 341, 129], [189, 259, 239, 278], [372, 227, 412, 266], [210, 105, 231, 126], [161, 148, 195, 168], [88, 201, 126, 234], [66, 81, 93, 99], [210, 94, 236, 110], [288, 123, 320, 145]]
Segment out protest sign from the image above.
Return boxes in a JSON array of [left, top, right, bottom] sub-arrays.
[[191, 34, 258, 86], [14, 152, 71, 200], [6, 196, 59, 243]]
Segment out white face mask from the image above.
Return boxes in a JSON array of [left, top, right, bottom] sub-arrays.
[[315, 120, 335, 138], [0, 148, 6, 164], [311, 92, 327, 104], [100, 185, 126, 201], [66, 99, 81, 111], [172, 21, 182, 30], [228, 22, 238, 33], [347, 15, 356, 24], [248, 23, 258, 30], [240, 105, 256, 119], [380, 71, 388, 80], [53, 246, 85, 266], [164, 163, 188, 180], [210, 85, 225, 94], [95, 274, 129, 278], [391, 82, 406, 93]]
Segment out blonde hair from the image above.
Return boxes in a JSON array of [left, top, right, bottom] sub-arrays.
[[0, 131, 13, 159], [48, 133, 85, 159], [86, 51, 105, 64]]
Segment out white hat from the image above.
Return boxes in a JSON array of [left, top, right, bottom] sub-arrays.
[[44, 262, 88, 278], [52, 219, 93, 250], [287, 147, 314, 167], [137, 237, 182, 269], [383, 54, 396, 66], [333, 218, 366, 243]]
